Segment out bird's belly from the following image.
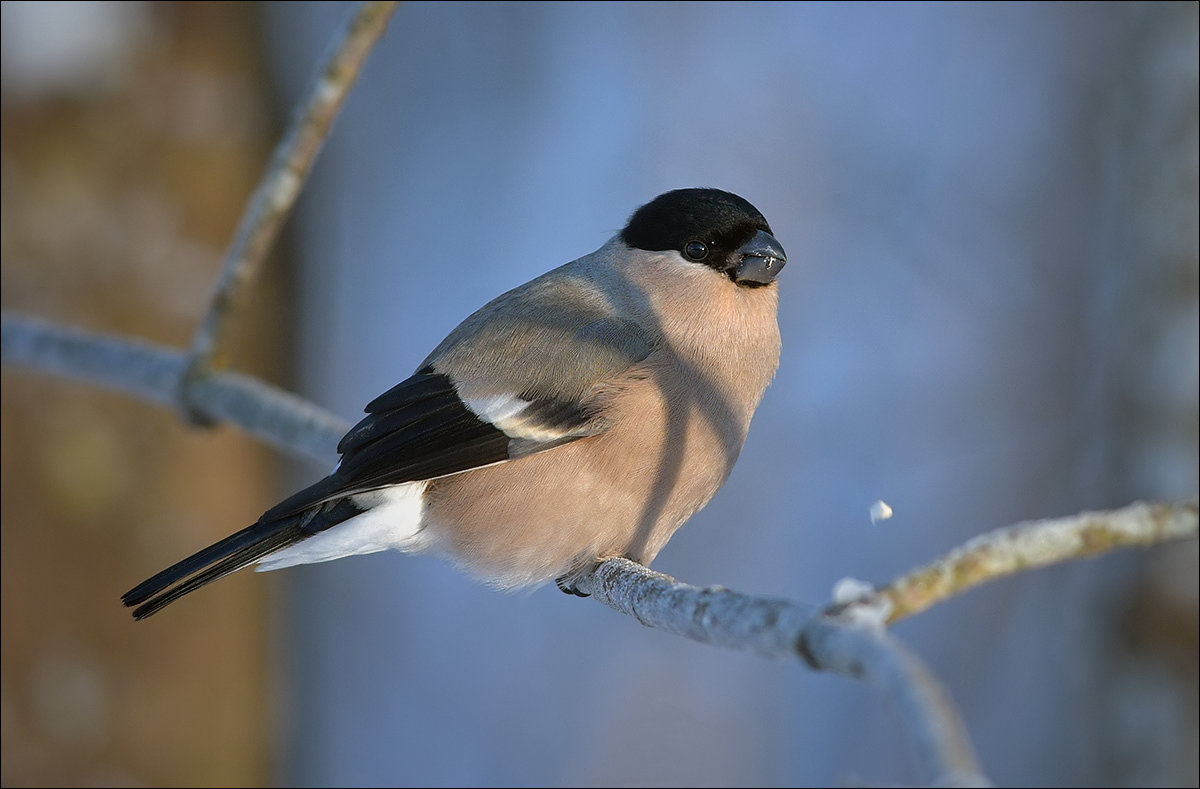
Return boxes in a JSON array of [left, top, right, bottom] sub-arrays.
[[421, 385, 744, 588]]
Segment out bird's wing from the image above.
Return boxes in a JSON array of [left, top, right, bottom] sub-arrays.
[[267, 312, 657, 518], [123, 312, 655, 618]]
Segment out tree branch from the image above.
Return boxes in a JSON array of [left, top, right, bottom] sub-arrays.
[[185, 1, 399, 381], [575, 558, 989, 787], [2, 313, 346, 466], [866, 499, 1199, 623], [6, 308, 1195, 787]]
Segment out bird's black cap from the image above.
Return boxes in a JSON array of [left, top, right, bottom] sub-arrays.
[[621, 188, 773, 252], [621, 188, 785, 286]]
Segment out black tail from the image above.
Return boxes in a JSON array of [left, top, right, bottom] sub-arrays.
[[122, 497, 367, 619], [121, 517, 304, 619]]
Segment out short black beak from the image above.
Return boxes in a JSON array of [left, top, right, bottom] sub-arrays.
[[732, 229, 787, 285]]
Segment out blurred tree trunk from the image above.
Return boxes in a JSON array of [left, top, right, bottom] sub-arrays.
[[1, 3, 284, 785], [1097, 4, 1199, 784]]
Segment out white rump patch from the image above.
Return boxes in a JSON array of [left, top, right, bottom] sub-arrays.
[[255, 481, 429, 571]]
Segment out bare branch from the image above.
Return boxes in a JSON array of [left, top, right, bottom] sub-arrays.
[[2, 313, 346, 466], [577, 556, 817, 657], [577, 558, 989, 787], [869, 499, 1199, 623], [10, 308, 1195, 787], [185, 0, 399, 376], [575, 503, 1196, 784]]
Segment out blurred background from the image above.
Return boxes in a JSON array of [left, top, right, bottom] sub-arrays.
[[2, 2, 1196, 786]]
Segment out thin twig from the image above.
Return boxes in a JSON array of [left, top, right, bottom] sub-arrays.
[[801, 614, 990, 787], [868, 499, 1199, 623], [185, 0, 398, 382], [2, 313, 347, 465]]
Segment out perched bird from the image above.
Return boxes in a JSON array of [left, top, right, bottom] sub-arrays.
[[123, 188, 787, 619]]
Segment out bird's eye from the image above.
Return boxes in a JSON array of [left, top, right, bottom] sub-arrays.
[[683, 240, 709, 261]]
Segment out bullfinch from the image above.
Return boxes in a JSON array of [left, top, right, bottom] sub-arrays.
[[123, 188, 787, 619]]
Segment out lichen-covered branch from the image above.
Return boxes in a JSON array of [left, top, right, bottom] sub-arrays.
[[186, 0, 399, 375], [2, 313, 347, 465], [868, 499, 1199, 623]]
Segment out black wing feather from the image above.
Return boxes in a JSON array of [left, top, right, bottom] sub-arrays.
[[122, 372, 532, 617], [362, 368, 451, 414]]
